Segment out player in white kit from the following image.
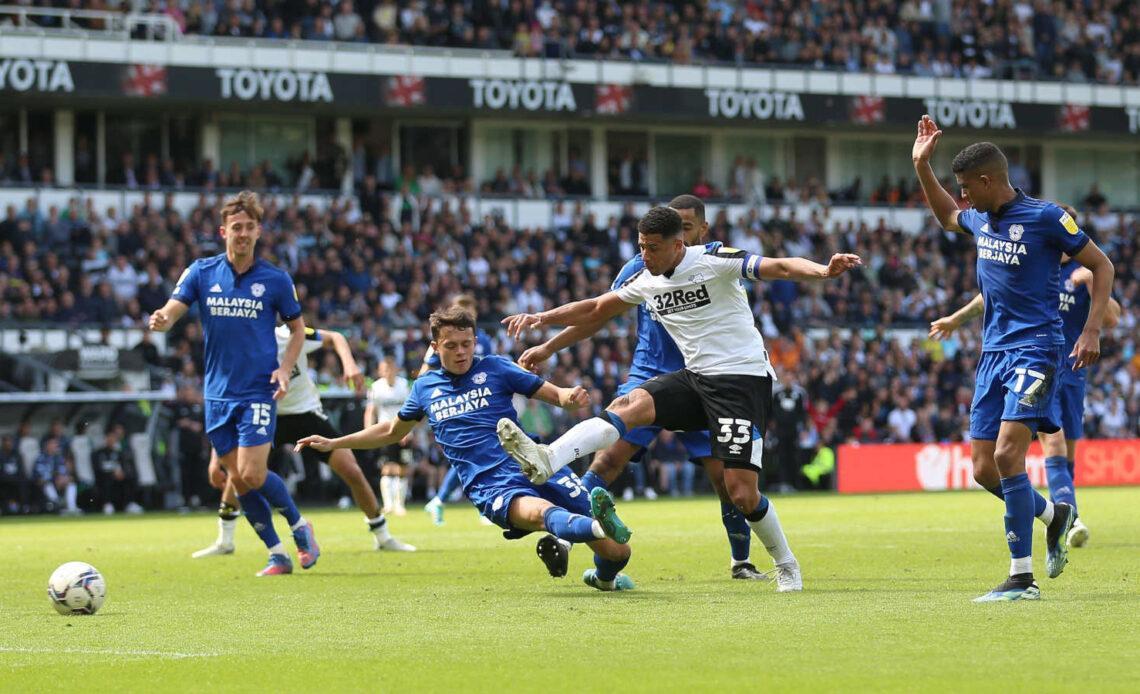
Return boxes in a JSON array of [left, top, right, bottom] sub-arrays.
[[497, 206, 861, 591], [193, 325, 415, 557], [365, 355, 415, 516]]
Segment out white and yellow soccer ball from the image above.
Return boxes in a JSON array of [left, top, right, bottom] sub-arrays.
[[47, 562, 106, 615]]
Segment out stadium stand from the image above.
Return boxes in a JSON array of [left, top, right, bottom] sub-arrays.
[[5, 1, 1136, 85]]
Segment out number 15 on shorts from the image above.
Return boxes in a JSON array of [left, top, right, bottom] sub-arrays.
[[250, 403, 273, 426]]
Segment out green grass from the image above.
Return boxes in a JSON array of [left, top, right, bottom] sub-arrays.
[[2, 488, 1138, 692]]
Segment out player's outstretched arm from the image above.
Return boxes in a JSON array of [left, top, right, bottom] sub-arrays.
[[929, 293, 984, 340], [1070, 268, 1122, 329], [518, 319, 608, 373], [1070, 241, 1115, 369], [912, 115, 964, 233], [502, 292, 633, 339], [147, 299, 189, 332], [531, 382, 591, 410], [296, 416, 418, 453], [322, 329, 364, 392], [756, 254, 862, 281]]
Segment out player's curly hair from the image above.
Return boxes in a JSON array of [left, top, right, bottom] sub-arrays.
[[429, 305, 476, 340], [220, 190, 264, 224], [951, 142, 1008, 175], [637, 206, 683, 238]]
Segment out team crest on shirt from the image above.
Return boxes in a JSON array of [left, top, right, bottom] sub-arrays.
[[472, 372, 487, 385], [1064, 279, 1076, 293], [251, 282, 266, 298], [1008, 224, 1024, 241]]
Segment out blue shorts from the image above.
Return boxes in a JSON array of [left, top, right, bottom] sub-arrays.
[[205, 399, 277, 457], [969, 345, 1064, 441], [467, 466, 591, 537], [1056, 368, 1086, 440], [618, 378, 711, 461]]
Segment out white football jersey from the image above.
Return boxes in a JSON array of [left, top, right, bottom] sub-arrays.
[[275, 325, 327, 416], [614, 245, 775, 378], [368, 376, 411, 422]]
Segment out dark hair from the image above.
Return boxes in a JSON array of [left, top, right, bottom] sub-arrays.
[[668, 194, 705, 222], [220, 190, 264, 224], [429, 305, 476, 340], [637, 206, 683, 239], [951, 142, 1008, 175]]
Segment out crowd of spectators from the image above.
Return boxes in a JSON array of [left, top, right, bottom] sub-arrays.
[[0, 183, 1136, 512], [7, 0, 1138, 85]]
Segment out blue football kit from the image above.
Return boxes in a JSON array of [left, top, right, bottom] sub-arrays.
[[172, 254, 302, 456], [956, 192, 1089, 440], [1056, 260, 1091, 439], [398, 355, 590, 531]]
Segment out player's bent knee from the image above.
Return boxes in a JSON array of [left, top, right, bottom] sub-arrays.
[[329, 450, 364, 481]]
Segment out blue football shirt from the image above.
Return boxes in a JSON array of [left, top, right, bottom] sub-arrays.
[[398, 355, 544, 488], [613, 241, 722, 381], [1057, 260, 1090, 351], [171, 254, 302, 401], [956, 191, 1089, 351], [424, 328, 492, 369]]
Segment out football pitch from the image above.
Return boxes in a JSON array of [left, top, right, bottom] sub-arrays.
[[2, 488, 1138, 692]]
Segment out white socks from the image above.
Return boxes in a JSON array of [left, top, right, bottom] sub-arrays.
[[290, 516, 307, 532], [268, 542, 286, 556], [65, 483, 78, 510], [396, 478, 409, 512], [367, 516, 391, 541], [219, 517, 237, 546], [380, 475, 396, 512], [1036, 499, 1054, 526], [747, 502, 796, 566], [1010, 556, 1032, 576], [548, 417, 621, 473], [590, 520, 605, 539]]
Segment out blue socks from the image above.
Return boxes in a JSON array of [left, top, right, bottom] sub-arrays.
[[1000, 474, 1035, 564], [989, 482, 1051, 519], [237, 489, 281, 549], [743, 494, 770, 522], [257, 471, 301, 527], [721, 500, 752, 562], [593, 552, 630, 582], [438, 466, 462, 502], [581, 470, 608, 492], [543, 506, 600, 543], [1045, 455, 1077, 512]]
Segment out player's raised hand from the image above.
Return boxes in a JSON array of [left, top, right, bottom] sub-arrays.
[[912, 115, 942, 162], [928, 316, 960, 340], [559, 385, 590, 410], [824, 253, 862, 277], [148, 310, 170, 332], [270, 368, 290, 401], [295, 435, 334, 453], [518, 344, 553, 373], [502, 313, 543, 339], [1071, 329, 1101, 370]]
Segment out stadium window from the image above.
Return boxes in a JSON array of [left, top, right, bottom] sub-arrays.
[[834, 137, 914, 203], [398, 123, 465, 191], [1052, 146, 1140, 209], [73, 112, 98, 185], [606, 130, 648, 198], [219, 116, 314, 189], [104, 114, 162, 189], [0, 111, 19, 183], [653, 133, 710, 200], [26, 110, 55, 186]]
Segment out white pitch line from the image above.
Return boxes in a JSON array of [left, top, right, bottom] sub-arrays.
[[0, 646, 220, 659]]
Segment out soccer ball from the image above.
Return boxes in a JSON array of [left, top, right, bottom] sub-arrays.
[[47, 562, 106, 615]]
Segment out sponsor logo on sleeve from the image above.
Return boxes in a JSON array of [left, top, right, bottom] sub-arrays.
[[1060, 212, 1079, 235]]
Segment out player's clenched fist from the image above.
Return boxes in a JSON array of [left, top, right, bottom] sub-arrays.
[[148, 310, 171, 332], [825, 253, 863, 277], [558, 385, 590, 410]]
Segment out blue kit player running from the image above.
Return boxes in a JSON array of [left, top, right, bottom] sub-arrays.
[[913, 116, 1115, 601], [296, 306, 636, 592], [420, 294, 494, 526], [931, 245, 1121, 549], [519, 195, 764, 581], [149, 191, 320, 577]]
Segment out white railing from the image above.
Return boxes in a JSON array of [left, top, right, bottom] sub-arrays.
[[0, 4, 180, 41], [1, 7, 1137, 108]]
